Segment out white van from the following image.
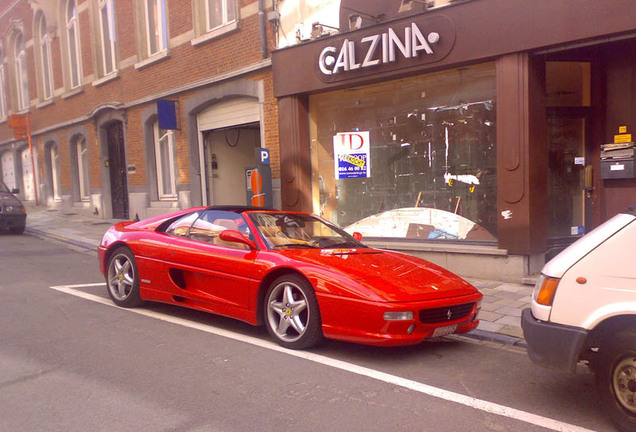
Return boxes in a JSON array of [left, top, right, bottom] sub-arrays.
[[522, 205, 636, 432]]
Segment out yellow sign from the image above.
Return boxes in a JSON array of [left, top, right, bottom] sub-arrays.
[[619, 126, 627, 134], [342, 154, 366, 168], [614, 134, 632, 144]]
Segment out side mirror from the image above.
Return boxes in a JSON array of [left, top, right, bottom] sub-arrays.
[[10, 188, 19, 194], [219, 229, 257, 249], [352, 232, 363, 242]]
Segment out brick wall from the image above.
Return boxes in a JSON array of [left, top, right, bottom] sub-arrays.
[[0, 0, 279, 213]]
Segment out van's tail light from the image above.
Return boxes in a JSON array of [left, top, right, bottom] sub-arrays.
[[534, 275, 560, 306]]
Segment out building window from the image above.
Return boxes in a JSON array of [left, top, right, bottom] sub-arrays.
[[0, 49, 7, 120], [74, 136, 90, 202], [98, 0, 117, 76], [154, 121, 177, 200], [309, 63, 498, 242], [36, 13, 54, 101], [14, 33, 29, 111], [206, 0, 236, 31], [146, 0, 167, 56], [192, 0, 238, 44], [66, 0, 82, 89]]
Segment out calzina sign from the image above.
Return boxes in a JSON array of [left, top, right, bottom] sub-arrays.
[[317, 15, 455, 82]]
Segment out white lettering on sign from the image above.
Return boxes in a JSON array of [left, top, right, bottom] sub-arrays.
[[260, 148, 270, 165], [319, 23, 440, 76]]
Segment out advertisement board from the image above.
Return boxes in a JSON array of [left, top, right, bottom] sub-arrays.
[[333, 131, 371, 179]]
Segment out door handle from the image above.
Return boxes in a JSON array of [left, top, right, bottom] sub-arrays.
[[584, 165, 594, 197]]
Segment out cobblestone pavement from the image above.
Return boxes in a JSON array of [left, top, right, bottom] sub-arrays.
[[21, 203, 532, 346]]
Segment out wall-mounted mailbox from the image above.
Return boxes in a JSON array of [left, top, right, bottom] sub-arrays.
[[600, 143, 635, 179]]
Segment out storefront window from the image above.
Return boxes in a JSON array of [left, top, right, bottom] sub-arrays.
[[309, 62, 497, 241]]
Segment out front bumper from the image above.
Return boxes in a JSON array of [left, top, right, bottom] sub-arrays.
[[521, 308, 588, 372], [317, 292, 482, 346], [0, 212, 26, 230]]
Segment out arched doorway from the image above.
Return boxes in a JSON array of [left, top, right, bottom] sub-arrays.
[[106, 121, 129, 219], [197, 98, 261, 206], [45, 141, 61, 205], [1, 151, 16, 190], [20, 147, 35, 201]]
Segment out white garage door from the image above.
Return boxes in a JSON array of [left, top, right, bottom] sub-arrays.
[[1, 151, 16, 190], [197, 98, 260, 132], [21, 148, 35, 201]]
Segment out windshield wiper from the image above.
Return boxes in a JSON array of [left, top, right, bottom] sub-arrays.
[[272, 243, 318, 249], [325, 241, 364, 249]]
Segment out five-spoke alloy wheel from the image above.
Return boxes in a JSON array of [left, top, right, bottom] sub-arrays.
[[264, 274, 322, 349], [106, 247, 142, 308]]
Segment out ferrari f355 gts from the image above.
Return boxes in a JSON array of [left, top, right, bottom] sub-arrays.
[[98, 206, 482, 349]]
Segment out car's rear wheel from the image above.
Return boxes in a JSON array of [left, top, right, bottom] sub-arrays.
[[597, 331, 636, 432], [264, 274, 323, 349], [106, 247, 142, 308]]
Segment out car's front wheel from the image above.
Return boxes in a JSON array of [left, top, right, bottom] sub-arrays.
[[264, 274, 323, 349], [597, 331, 636, 432], [106, 247, 142, 308]]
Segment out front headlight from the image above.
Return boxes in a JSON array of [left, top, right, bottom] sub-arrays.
[[383, 311, 414, 321], [533, 274, 560, 306]]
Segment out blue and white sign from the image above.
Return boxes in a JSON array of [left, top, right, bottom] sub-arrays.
[[259, 148, 270, 165], [333, 131, 371, 179]]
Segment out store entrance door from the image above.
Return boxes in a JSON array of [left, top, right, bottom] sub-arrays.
[[545, 61, 592, 256], [546, 112, 590, 239], [106, 121, 129, 219]]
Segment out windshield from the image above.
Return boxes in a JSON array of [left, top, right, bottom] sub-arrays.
[[249, 212, 366, 250], [0, 181, 10, 194]]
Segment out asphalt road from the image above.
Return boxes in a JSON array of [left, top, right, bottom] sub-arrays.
[[0, 233, 615, 432]]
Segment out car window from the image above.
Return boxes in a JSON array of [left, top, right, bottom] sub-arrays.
[[164, 212, 201, 237], [250, 212, 363, 250], [189, 210, 252, 249]]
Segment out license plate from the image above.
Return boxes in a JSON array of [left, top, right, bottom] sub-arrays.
[[432, 324, 457, 338]]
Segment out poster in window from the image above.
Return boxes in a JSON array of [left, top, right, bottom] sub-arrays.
[[333, 131, 371, 179]]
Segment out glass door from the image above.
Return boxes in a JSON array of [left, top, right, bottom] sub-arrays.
[[545, 61, 591, 243], [546, 114, 588, 238]]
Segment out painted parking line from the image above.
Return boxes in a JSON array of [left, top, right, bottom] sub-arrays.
[[51, 283, 596, 432]]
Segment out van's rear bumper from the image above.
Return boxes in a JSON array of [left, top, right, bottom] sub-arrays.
[[521, 308, 589, 373]]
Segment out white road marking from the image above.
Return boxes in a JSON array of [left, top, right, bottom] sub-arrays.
[[51, 283, 597, 432]]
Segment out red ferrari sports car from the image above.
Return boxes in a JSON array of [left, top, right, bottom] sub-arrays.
[[98, 206, 482, 349]]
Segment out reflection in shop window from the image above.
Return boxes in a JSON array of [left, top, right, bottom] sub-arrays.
[[309, 62, 497, 241]]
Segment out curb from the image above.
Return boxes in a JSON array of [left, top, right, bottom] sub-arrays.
[[462, 328, 527, 349], [26, 227, 98, 253]]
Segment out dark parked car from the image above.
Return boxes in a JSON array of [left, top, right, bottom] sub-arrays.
[[0, 181, 26, 234]]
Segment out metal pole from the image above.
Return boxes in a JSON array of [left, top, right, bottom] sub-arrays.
[[26, 114, 39, 206]]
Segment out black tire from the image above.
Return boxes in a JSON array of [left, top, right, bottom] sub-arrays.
[[9, 225, 25, 234], [596, 331, 636, 432], [263, 274, 323, 349], [106, 247, 142, 308]]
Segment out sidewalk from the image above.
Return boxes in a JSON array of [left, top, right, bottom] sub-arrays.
[[22, 202, 530, 347]]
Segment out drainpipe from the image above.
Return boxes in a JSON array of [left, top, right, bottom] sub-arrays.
[[259, 0, 268, 58]]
